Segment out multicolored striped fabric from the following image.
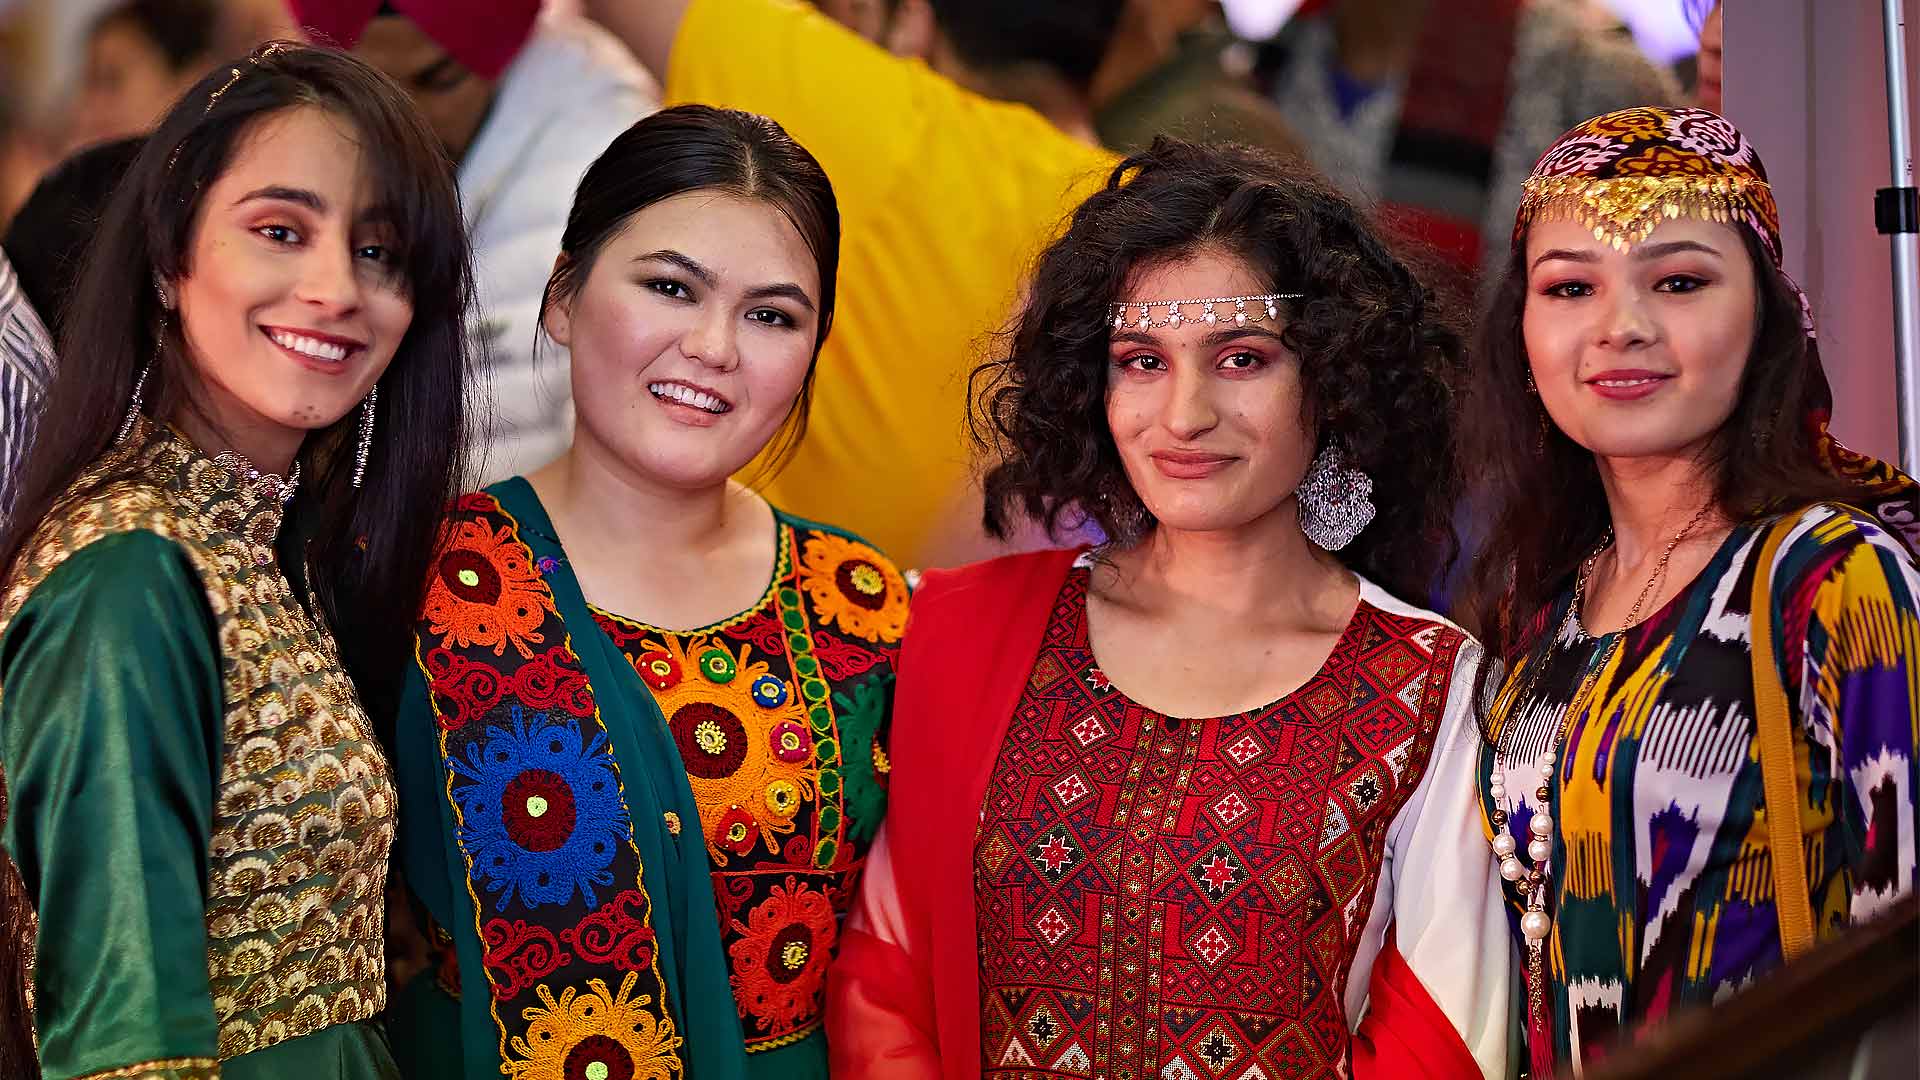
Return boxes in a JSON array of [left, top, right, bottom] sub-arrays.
[[1479, 503, 1920, 1066]]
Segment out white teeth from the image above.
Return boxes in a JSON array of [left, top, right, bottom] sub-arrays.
[[648, 381, 729, 414], [269, 329, 349, 362]]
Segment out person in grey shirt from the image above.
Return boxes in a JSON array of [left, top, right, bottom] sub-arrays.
[[0, 251, 52, 518]]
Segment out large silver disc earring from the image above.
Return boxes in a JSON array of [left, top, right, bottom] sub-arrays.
[[1296, 444, 1375, 551], [351, 385, 377, 488]]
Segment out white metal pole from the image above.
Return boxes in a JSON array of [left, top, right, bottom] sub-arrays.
[[1883, 0, 1920, 476]]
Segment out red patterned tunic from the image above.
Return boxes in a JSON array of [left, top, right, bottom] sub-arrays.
[[972, 564, 1474, 1079]]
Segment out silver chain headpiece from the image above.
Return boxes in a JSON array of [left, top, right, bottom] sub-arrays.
[[1108, 293, 1302, 332]]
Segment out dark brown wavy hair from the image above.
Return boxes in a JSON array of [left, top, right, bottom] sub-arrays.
[[1458, 227, 1858, 732], [972, 137, 1467, 603]]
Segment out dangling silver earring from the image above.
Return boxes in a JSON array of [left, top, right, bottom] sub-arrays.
[[117, 357, 156, 444], [351, 384, 377, 488], [1296, 444, 1375, 551]]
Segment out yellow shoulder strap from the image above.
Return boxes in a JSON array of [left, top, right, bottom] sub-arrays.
[[1749, 512, 1818, 960]]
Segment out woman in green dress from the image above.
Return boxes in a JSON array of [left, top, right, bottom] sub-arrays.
[[387, 105, 903, 1080], [0, 43, 473, 1080]]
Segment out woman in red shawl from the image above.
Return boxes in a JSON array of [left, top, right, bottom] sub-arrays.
[[827, 139, 1512, 1079]]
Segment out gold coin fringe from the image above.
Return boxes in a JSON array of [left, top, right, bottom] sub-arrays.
[[1517, 174, 1767, 252]]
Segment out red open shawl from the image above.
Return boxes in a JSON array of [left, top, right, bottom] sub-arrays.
[[827, 549, 1484, 1078]]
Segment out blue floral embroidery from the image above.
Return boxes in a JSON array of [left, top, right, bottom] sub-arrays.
[[450, 706, 631, 911]]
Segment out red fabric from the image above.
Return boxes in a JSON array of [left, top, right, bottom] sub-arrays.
[[287, 0, 540, 80], [970, 570, 1461, 1076], [1350, 932, 1484, 1079], [869, 547, 1082, 1080]]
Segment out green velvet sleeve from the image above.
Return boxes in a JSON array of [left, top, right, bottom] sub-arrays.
[[0, 530, 225, 1080]]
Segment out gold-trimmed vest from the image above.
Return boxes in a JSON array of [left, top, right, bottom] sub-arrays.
[[0, 423, 394, 1059]]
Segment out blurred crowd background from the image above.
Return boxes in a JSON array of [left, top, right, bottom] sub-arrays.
[[0, 0, 1713, 236], [3, 0, 1912, 572]]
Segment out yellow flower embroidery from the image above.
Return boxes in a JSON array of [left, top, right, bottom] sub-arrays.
[[504, 972, 683, 1080]]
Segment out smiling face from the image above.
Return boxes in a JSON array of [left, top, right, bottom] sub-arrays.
[[1105, 246, 1314, 537], [545, 190, 822, 492], [1523, 216, 1756, 464], [169, 105, 412, 457]]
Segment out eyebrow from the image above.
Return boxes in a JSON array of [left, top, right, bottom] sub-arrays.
[[1530, 239, 1724, 271], [233, 185, 326, 212], [1634, 239, 1722, 260], [1110, 326, 1285, 348], [744, 282, 817, 312]]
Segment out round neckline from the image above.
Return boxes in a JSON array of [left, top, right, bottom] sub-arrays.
[[1071, 563, 1369, 723], [504, 475, 789, 635]]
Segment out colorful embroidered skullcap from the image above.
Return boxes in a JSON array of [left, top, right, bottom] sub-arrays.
[[1515, 106, 1920, 556], [1515, 106, 1781, 258]]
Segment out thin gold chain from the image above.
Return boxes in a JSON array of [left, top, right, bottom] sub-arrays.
[[1559, 503, 1715, 733]]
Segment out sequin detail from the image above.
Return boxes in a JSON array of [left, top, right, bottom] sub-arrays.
[[0, 421, 394, 1060]]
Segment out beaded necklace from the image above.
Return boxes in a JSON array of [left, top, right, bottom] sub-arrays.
[[1488, 503, 1713, 1034]]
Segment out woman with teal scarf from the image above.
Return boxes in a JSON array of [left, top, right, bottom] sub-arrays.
[[386, 105, 903, 1080]]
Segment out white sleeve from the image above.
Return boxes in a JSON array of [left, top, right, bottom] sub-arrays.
[[1346, 641, 1515, 1079]]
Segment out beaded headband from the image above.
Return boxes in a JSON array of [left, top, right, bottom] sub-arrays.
[[1109, 293, 1301, 331]]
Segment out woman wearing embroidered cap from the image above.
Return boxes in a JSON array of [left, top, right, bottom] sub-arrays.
[[828, 138, 1512, 1079], [1462, 106, 1920, 1075], [386, 104, 903, 1080], [0, 42, 473, 1080]]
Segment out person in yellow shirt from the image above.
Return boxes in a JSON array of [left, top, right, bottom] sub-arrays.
[[586, 0, 1118, 568]]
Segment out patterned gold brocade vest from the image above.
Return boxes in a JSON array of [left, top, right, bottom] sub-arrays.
[[0, 422, 395, 1060]]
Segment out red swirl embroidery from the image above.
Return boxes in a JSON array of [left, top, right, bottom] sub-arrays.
[[481, 918, 572, 1000], [511, 646, 595, 717], [562, 889, 659, 972], [426, 648, 505, 729]]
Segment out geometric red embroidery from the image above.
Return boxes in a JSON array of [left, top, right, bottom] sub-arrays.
[[974, 569, 1463, 1079]]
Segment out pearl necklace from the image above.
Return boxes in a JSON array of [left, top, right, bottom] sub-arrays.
[[1488, 504, 1713, 1032]]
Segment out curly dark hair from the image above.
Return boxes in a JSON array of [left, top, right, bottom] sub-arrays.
[[972, 137, 1467, 603]]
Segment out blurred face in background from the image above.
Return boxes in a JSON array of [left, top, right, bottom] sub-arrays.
[[1695, 2, 1723, 113], [73, 16, 205, 149], [351, 15, 495, 162]]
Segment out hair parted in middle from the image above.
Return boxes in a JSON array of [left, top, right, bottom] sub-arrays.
[[541, 102, 839, 481], [972, 137, 1468, 602]]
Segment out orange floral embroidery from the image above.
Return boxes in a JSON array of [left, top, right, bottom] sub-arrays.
[[727, 876, 838, 1038], [797, 534, 907, 643], [504, 972, 682, 1080], [423, 516, 551, 657], [638, 633, 816, 865]]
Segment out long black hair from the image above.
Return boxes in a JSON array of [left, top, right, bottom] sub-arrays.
[[0, 44, 471, 1071], [1458, 228, 1856, 730], [541, 103, 839, 480], [973, 137, 1467, 604]]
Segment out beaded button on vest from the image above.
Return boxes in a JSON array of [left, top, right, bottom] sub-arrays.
[[0, 422, 395, 1060]]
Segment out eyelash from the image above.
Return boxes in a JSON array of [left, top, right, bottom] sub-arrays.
[[1114, 351, 1265, 372], [257, 224, 396, 267], [646, 278, 800, 329], [1541, 274, 1711, 298]]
